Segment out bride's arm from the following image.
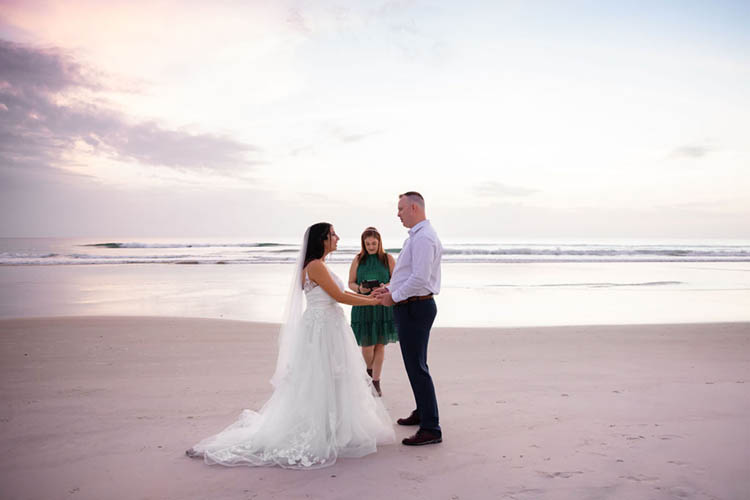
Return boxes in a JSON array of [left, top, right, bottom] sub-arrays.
[[306, 260, 378, 306]]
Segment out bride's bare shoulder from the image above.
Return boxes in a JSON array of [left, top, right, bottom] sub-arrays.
[[305, 259, 328, 276], [305, 259, 325, 270]]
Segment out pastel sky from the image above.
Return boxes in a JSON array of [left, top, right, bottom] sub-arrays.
[[1, 0, 748, 240]]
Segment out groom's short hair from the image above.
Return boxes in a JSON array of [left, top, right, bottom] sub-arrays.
[[400, 191, 425, 208]]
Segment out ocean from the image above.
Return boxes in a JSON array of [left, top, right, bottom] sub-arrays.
[[2, 237, 750, 266], [1, 237, 749, 327]]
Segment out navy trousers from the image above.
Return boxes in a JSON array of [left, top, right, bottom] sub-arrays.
[[393, 298, 440, 435]]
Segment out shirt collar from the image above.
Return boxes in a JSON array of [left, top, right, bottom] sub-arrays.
[[408, 219, 429, 236]]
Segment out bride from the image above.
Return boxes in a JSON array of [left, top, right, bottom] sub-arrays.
[[186, 223, 395, 469]]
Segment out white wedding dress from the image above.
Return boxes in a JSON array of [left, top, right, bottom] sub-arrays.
[[189, 270, 395, 469]]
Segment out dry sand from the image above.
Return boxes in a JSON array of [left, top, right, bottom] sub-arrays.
[[1, 316, 749, 500]]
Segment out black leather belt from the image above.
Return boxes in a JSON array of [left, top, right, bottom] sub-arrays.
[[394, 294, 433, 306]]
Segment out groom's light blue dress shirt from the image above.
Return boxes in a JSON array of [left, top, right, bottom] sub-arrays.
[[389, 219, 442, 303]]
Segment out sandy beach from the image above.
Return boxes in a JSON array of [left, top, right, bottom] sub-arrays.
[[1, 316, 749, 500]]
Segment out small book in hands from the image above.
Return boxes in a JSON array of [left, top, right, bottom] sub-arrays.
[[361, 279, 381, 290]]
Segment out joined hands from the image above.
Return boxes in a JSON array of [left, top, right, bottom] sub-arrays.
[[372, 286, 395, 306]]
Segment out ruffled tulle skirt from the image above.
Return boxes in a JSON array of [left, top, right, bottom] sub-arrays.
[[190, 302, 395, 469]]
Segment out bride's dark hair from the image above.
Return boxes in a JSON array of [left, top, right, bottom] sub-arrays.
[[303, 222, 332, 269]]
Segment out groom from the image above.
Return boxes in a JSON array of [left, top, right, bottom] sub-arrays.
[[375, 191, 443, 446]]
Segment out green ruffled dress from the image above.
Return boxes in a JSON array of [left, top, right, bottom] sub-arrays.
[[350, 254, 398, 346]]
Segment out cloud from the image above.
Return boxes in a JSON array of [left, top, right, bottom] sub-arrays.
[[282, 2, 445, 64], [332, 127, 381, 144], [90, 120, 262, 171], [474, 181, 537, 198], [670, 144, 713, 159], [285, 7, 311, 34], [0, 39, 98, 92], [0, 39, 260, 177], [339, 132, 374, 143], [286, 126, 380, 159]]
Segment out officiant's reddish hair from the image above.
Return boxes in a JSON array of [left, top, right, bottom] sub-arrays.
[[356, 227, 390, 273]]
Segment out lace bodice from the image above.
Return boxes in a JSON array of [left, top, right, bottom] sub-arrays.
[[303, 268, 345, 309], [303, 271, 319, 293]]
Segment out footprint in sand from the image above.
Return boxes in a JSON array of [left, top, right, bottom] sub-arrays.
[[657, 434, 683, 440], [399, 471, 426, 483], [623, 434, 645, 441], [621, 474, 659, 482], [537, 471, 583, 479], [505, 488, 545, 498], [667, 486, 693, 498], [667, 460, 689, 466]]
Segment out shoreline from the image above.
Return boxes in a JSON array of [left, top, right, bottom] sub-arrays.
[[3, 262, 750, 327], [1, 316, 749, 499], [5, 314, 750, 329]]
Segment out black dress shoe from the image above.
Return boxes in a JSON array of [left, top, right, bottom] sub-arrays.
[[396, 410, 420, 426], [402, 429, 442, 446], [372, 380, 382, 397]]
